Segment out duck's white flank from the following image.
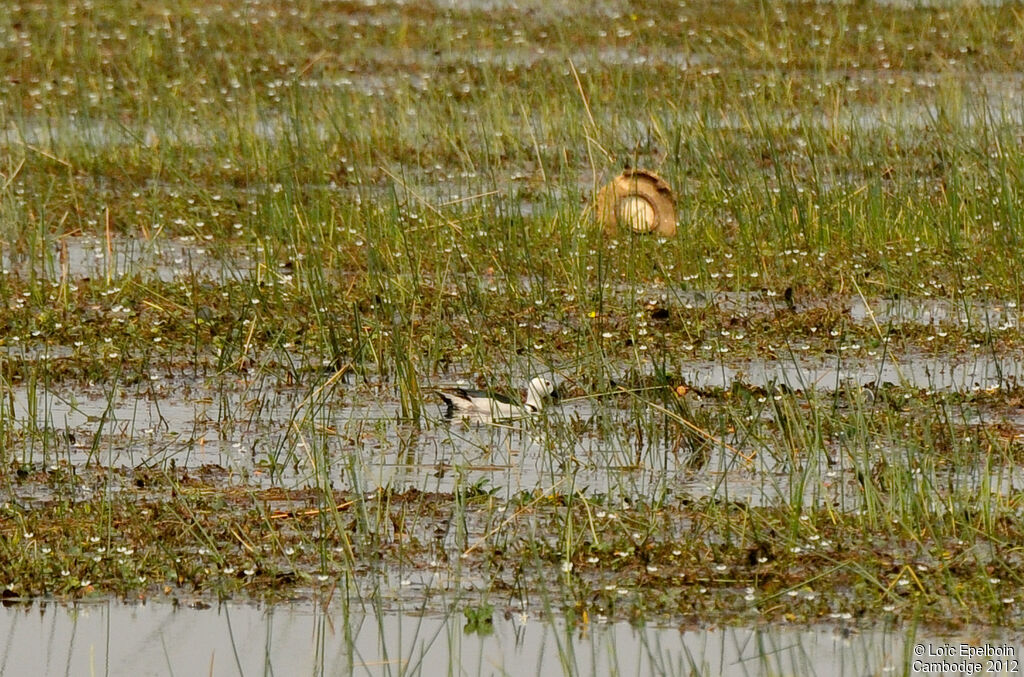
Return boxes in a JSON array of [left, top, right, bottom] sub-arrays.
[[437, 377, 557, 421]]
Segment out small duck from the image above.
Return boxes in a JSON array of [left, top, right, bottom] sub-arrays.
[[437, 376, 558, 421]]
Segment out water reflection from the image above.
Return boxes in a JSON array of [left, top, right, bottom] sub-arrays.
[[0, 599, 993, 676]]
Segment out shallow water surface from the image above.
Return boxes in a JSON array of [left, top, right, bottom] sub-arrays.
[[2, 600, 1010, 677], [6, 348, 1024, 511], [0, 234, 257, 283]]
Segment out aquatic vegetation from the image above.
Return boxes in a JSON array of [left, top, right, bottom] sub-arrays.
[[0, 0, 1023, 643]]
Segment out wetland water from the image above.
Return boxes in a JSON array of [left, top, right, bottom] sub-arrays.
[[6, 240, 1024, 651], [6, 0, 1024, 670], [8, 340, 1024, 502], [1, 600, 1012, 677]]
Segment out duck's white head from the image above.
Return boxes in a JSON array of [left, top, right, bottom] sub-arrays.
[[525, 376, 558, 411]]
